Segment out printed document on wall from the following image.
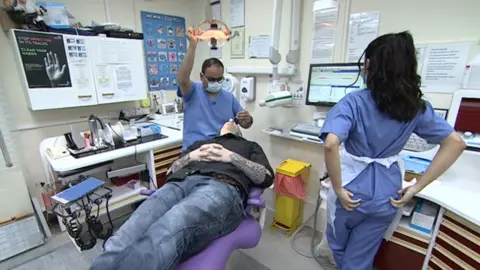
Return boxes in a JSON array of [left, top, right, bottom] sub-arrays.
[[415, 44, 427, 74], [311, 1, 339, 63], [346, 11, 380, 63], [230, 0, 245, 28], [421, 42, 470, 93], [248, 35, 270, 59]]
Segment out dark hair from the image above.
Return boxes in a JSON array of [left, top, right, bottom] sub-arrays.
[[201, 58, 224, 74], [362, 31, 425, 122]]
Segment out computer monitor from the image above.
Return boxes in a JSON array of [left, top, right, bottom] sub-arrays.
[[306, 63, 364, 106]]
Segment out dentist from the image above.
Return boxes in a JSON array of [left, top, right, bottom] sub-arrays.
[[177, 27, 253, 151]]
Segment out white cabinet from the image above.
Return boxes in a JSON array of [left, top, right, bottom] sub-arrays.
[[10, 30, 147, 111], [90, 37, 148, 105]]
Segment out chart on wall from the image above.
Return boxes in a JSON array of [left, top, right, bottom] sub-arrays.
[[141, 11, 187, 91], [14, 31, 72, 88]]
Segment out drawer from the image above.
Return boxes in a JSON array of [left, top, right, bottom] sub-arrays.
[[433, 244, 476, 270], [155, 156, 179, 169], [154, 148, 182, 161], [395, 226, 430, 246], [437, 230, 480, 266], [444, 212, 480, 236], [429, 255, 454, 270], [390, 235, 428, 255], [154, 144, 182, 156]]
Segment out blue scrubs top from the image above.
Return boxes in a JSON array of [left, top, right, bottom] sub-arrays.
[[320, 89, 454, 216], [178, 82, 244, 151]]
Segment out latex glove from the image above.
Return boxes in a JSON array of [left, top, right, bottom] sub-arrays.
[[44, 51, 66, 83], [236, 110, 252, 123], [391, 185, 421, 208], [204, 143, 233, 163], [336, 188, 361, 211]]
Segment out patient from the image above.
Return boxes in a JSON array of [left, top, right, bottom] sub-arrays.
[[90, 121, 274, 270]]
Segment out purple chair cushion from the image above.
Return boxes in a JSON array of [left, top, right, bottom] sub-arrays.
[[176, 215, 261, 270]]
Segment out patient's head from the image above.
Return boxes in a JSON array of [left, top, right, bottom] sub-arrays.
[[220, 120, 242, 136]]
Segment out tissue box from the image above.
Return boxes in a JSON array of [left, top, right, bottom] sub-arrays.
[[409, 200, 439, 234]]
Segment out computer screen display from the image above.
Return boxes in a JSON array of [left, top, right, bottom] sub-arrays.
[[306, 63, 364, 106]]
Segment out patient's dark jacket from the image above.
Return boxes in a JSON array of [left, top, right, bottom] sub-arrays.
[[167, 133, 274, 195]]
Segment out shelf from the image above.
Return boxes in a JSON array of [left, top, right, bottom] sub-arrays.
[[262, 128, 323, 146], [398, 215, 432, 239], [99, 183, 147, 212]]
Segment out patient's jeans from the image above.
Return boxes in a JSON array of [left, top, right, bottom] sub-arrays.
[[90, 175, 245, 270]]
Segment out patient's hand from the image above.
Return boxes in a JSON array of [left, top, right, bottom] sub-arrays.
[[204, 144, 233, 163], [189, 144, 215, 161]]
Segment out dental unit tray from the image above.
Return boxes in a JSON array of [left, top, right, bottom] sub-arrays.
[[52, 177, 106, 205], [51, 177, 115, 251]]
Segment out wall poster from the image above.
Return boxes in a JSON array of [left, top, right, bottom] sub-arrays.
[[141, 11, 187, 91], [14, 31, 71, 88]]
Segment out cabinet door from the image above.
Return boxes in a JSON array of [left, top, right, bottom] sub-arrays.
[[374, 234, 427, 270], [90, 38, 148, 104]]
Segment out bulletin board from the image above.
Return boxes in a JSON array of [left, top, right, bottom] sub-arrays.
[[141, 11, 187, 91]]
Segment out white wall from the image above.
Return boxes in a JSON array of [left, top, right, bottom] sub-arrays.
[[0, 0, 208, 207], [217, 0, 480, 208]]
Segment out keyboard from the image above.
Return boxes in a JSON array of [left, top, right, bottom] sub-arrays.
[[403, 109, 447, 152], [404, 134, 437, 152], [291, 123, 322, 137]]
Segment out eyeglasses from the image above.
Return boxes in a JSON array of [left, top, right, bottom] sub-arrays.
[[201, 74, 224, 83]]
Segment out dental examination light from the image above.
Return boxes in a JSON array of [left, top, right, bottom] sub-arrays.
[[193, 19, 236, 50]]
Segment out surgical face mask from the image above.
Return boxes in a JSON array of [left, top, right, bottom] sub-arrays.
[[201, 73, 224, 93], [205, 82, 223, 93]]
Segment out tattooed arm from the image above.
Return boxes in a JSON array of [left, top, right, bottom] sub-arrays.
[[206, 143, 274, 188], [168, 153, 191, 174], [229, 153, 272, 185]]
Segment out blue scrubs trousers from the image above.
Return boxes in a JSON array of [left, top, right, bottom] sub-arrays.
[[326, 207, 396, 270]]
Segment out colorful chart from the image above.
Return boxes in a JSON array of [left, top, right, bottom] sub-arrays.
[[141, 11, 187, 91]]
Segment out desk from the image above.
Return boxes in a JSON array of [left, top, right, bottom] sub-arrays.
[[373, 153, 480, 270], [39, 116, 184, 239]]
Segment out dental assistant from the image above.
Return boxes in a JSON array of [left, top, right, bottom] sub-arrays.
[[177, 28, 253, 151], [320, 32, 466, 270]]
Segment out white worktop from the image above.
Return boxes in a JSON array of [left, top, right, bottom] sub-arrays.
[[416, 169, 480, 226], [43, 119, 183, 173]]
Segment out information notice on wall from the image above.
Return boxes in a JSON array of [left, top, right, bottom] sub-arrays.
[[141, 11, 187, 91], [420, 42, 471, 93], [14, 31, 72, 89]]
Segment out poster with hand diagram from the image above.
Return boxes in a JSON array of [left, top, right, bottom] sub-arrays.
[[14, 31, 71, 88], [141, 11, 187, 91]]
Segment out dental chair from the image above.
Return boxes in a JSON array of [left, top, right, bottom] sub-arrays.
[[139, 187, 266, 270]]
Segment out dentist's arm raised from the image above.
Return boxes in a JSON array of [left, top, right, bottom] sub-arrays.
[[178, 27, 198, 97]]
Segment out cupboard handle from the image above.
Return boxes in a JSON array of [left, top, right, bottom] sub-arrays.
[[102, 93, 115, 97], [78, 95, 92, 99], [0, 129, 13, 168]]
